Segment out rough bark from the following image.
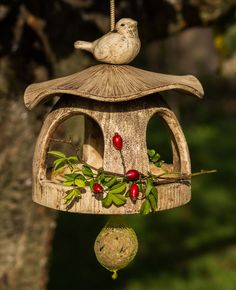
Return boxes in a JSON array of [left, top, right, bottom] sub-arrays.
[[0, 58, 56, 290]]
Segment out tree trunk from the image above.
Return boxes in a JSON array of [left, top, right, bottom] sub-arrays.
[[0, 57, 56, 290]]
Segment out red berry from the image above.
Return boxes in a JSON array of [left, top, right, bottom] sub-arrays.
[[112, 133, 123, 150], [126, 169, 140, 181], [129, 183, 139, 201], [93, 183, 103, 193]]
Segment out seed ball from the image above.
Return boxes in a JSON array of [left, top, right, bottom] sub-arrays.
[[94, 218, 138, 277]]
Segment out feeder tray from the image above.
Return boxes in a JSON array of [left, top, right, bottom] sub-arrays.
[[24, 64, 204, 214]]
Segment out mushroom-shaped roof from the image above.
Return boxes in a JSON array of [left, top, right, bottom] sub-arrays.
[[24, 64, 204, 109]]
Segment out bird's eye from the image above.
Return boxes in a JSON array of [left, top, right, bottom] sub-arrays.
[[121, 23, 125, 27]]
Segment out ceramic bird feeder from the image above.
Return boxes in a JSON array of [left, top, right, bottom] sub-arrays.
[[24, 63, 204, 214], [23, 2, 207, 277]]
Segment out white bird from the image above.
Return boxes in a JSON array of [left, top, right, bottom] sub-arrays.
[[74, 18, 141, 64]]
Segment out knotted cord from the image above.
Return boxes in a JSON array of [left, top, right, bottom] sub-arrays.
[[110, 0, 115, 31]]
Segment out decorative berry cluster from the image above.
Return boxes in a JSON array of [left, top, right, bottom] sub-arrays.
[[48, 133, 165, 215], [49, 133, 215, 214]]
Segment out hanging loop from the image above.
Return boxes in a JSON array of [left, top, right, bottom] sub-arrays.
[[110, 0, 115, 31]]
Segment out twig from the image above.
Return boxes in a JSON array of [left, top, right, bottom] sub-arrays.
[[152, 169, 217, 181], [154, 179, 191, 186], [119, 150, 126, 175], [50, 138, 124, 177], [50, 138, 217, 184], [50, 137, 96, 169], [190, 170, 217, 177]]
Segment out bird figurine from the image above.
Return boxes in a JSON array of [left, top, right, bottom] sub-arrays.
[[74, 18, 141, 65]]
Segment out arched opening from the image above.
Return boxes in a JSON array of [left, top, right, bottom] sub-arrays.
[[47, 115, 104, 181], [146, 112, 175, 174]]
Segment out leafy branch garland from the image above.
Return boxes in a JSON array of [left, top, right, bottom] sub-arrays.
[[48, 134, 216, 215]]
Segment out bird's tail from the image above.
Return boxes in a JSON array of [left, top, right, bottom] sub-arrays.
[[74, 40, 93, 52]]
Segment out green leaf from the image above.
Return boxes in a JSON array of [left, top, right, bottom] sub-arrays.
[[78, 174, 86, 181], [155, 160, 165, 167], [151, 187, 158, 201], [74, 179, 86, 188], [82, 165, 94, 177], [64, 189, 75, 201], [110, 182, 125, 190], [145, 179, 153, 196], [53, 166, 65, 175], [111, 194, 126, 206], [64, 173, 78, 181], [105, 176, 117, 188], [65, 188, 79, 199], [65, 159, 73, 169], [74, 188, 81, 196], [109, 182, 126, 194], [68, 156, 78, 162], [48, 151, 66, 158], [64, 189, 81, 204], [148, 194, 157, 211], [138, 183, 143, 192], [53, 158, 66, 170], [53, 157, 65, 165], [54, 164, 65, 172], [64, 180, 74, 186], [64, 173, 83, 186], [151, 153, 160, 163], [140, 200, 151, 215], [65, 196, 74, 205], [102, 193, 113, 208], [148, 149, 156, 158], [98, 173, 105, 183], [89, 179, 95, 191]]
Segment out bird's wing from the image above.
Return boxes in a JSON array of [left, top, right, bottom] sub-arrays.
[[94, 33, 124, 61]]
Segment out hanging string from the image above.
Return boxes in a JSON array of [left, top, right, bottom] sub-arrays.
[[110, 0, 115, 31]]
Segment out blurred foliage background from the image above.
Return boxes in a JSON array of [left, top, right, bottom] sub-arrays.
[[0, 1, 236, 290]]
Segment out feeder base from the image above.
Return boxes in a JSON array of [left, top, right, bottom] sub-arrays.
[[33, 179, 191, 214]]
